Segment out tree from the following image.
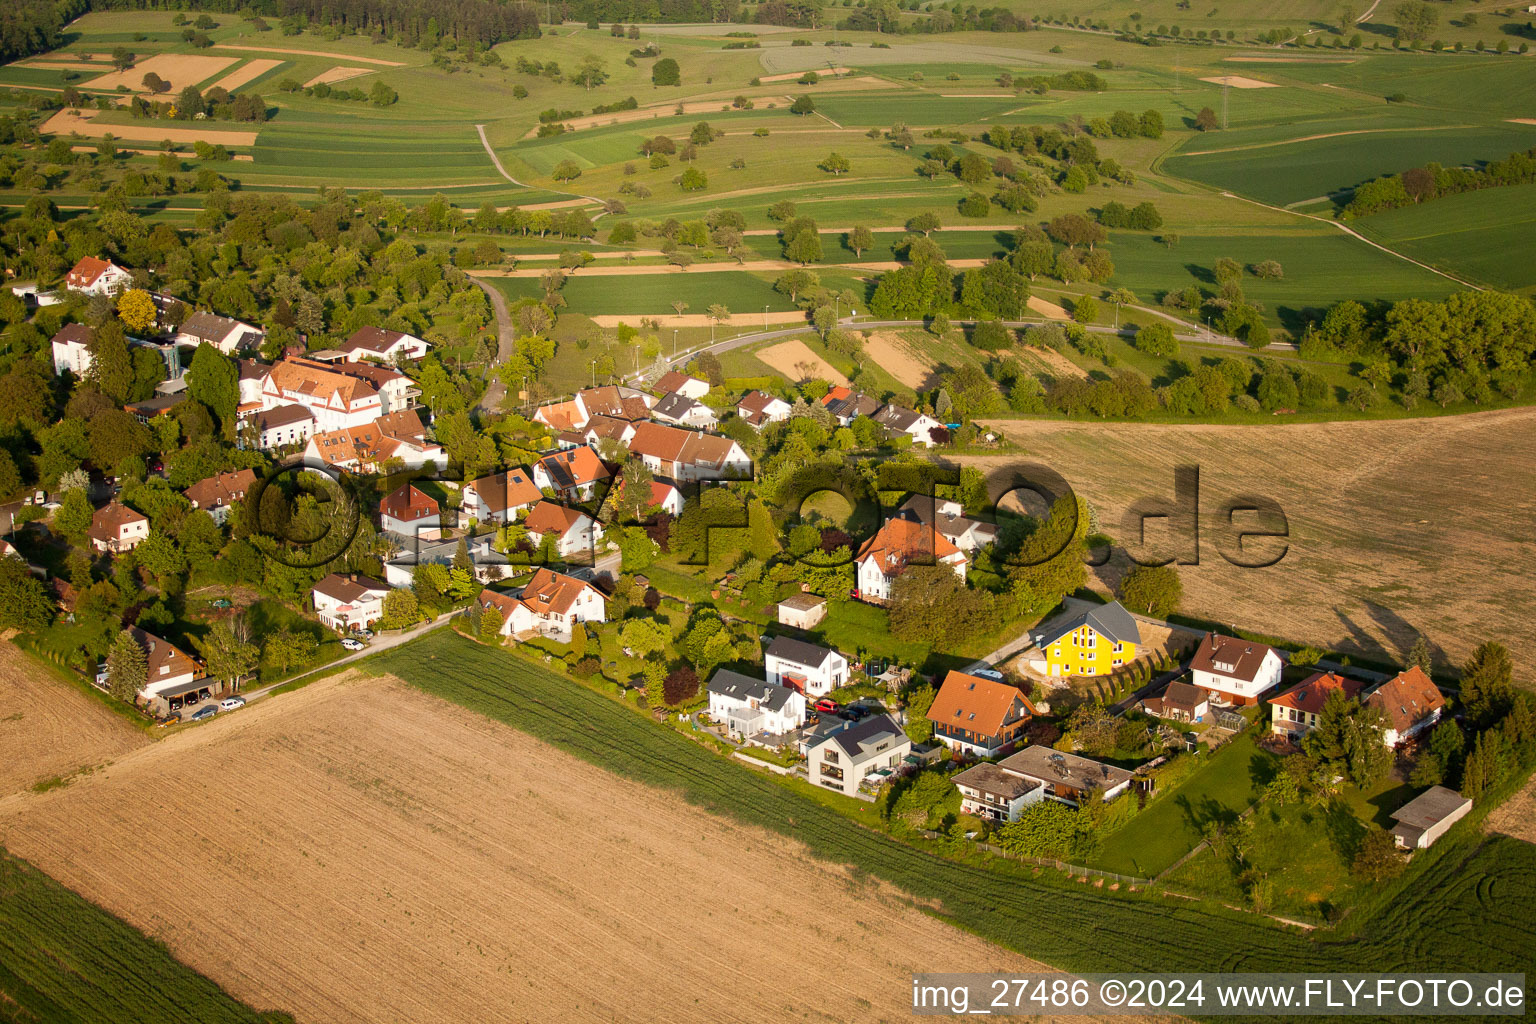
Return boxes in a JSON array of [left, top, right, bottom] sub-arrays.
[[1393, 0, 1437, 43], [479, 605, 504, 640], [1194, 106, 1220, 131], [1132, 321, 1178, 357], [1303, 689, 1391, 787], [187, 342, 237, 427], [847, 226, 874, 257], [1073, 296, 1099, 324], [380, 588, 420, 628], [0, 556, 52, 633], [652, 57, 681, 86], [552, 160, 582, 182], [662, 666, 700, 706], [1460, 640, 1513, 729], [1119, 564, 1182, 617], [198, 618, 260, 691], [819, 151, 850, 176], [263, 628, 318, 673], [679, 166, 707, 191], [111, 46, 136, 72], [54, 487, 95, 541], [790, 95, 816, 116], [1352, 826, 1404, 880], [117, 289, 157, 334], [107, 629, 148, 703], [574, 54, 608, 90], [620, 616, 669, 658], [903, 684, 937, 743]]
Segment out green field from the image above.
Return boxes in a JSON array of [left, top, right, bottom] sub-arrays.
[[371, 630, 1536, 978], [0, 850, 293, 1024], [1353, 183, 1536, 292], [491, 270, 799, 316]]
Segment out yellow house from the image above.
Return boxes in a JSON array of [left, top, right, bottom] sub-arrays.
[[1036, 601, 1141, 677]]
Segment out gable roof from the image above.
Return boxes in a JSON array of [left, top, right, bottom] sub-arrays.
[[577, 385, 653, 421], [178, 311, 250, 344], [345, 326, 419, 355], [183, 468, 256, 511], [654, 370, 704, 395], [822, 388, 881, 421], [266, 357, 380, 408], [88, 501, 147, 542], [1269, 671, 1367, 715], [1037, 601, 1141, 649], [872, 404, 930, 433], [652, 391, 708, 421], [518, 567, 605, 616], [855, 516, 963, 576], [764, 635, 838, 669], [50, 323, 94, 348], [523, 500, 590, 539], [1366, 666, 1445, 735], [465, 468, 542, 514], [1390, 785, 1470, 830], [736, 389, 789, 425], [1190, 633, 1281, 683], [252, 404, 314, 432], [477, 586, 522, 617], [778, 592, 826, 612], [67, 256, 126, 288], [127, 626, 201, 682], [1161, 680, 1209, 712], [537, 445, 610, 490], [706, 669, 798, 713], [928, 670, 1035, 736], [312, 572, 391, 604], [379, 483, 439, 523], [823, 713, 905, 759]]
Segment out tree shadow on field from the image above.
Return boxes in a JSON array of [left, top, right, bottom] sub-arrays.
[[1178, 793, 1239, 836], [1183, 262, 1215, 285], [1324, 799, 1367, 862], [1275, 305, 1319, 337]]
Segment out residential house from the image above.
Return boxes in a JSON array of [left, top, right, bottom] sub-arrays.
[[461, 468, 543, 527], [707, 669, 806, 739], [303, 410, 443, 473], [258, 357, 418, 432], [533, 446, 611, 502], [927, 670, 1036, 757], [579, 414, 639, 451], [65, 256, 132, 296], [651, 391, 719, 431], [776, 592, 827, 629], [853, 515, 968, 603], [88, 501, 149, 553], [384, 532, 507, 588], [237, 358, 269, 407], [311, 572, 391, 632], [523, 500, 603, 561], [735, 390, 792, 428], [532, 385, 653, 432], [625, 421, 751, 482], [1035, 601, 1141, 678], [873, 404, 945, 447], [1366, 666, 1446, 748], [994, 746, 1136, 807], [1390, 786, 1472, 850], [242, 404, 315, 451], [341, 326, 431, 362], [1139, 680, 1210, 723], [820, 386, 880, 426], [126, 626, 209, 711], [378, 483, 442, 537], [1189, 633, 1285, 706], [182, 468, 256, 525], [896, 495, 997, 552], [125, 393, 185, 423], [764, 636, 848, 698], [50, 324, 95, 376], [805, 714, 911, 797], [653, 371, 709, 400], [952, 762, 1044, 824], [480, 567, 607, 642], [1268, 671, 1368, 741], [607, 474, 684, 519], [175, 311, 263, 355]]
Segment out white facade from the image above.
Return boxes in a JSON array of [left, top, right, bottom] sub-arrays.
[[311, 578, 391, 631], [764, 642, 848, 699], [707, 671, 806, 738], [51, 335, 92, 376], [1192, 649, 1285, 704], [806, 716, 911, 798], [66, 261, 132, 297], [855, 548, 966, 602], [533, 512, 604, 560]]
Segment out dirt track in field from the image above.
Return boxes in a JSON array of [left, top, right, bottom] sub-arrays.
[[210, 44, 404, 66], [756, 339, 850, 386], [0, 640, 148, 797], [971, 407, 1536, 682], [0, 671, 1043, 1023]]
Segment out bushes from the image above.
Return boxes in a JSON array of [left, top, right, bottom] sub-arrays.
[[1131, 321, 1178, 357]]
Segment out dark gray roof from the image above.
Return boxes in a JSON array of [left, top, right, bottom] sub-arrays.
[[1391, 785, 1471, 830], [873, 404, 924, 431], [952, 762, 1042, 801], [765, 635, 837, 669], [996, 746, 1135, 793], [824, 713, 905, 760], [1037, 601, 1141, 648], [652, 392, 705, 420], [707, 669, 797, 713]]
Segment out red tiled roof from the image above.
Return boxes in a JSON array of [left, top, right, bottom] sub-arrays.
[[1269, 671, 1366, 715], [928, 670, 1035, 736], [379, 483, 439, 523], [88, 501, 147, 543], [1366, 666, 1445, 736], [1190, 633, 1280, 683], [466, 469, 542, 515], [183, 469, 256, 511], [537, 446, 610, 490], [524, 500, 588, 538], [855, 516, 963, 575], [518, 567, 605, 617]]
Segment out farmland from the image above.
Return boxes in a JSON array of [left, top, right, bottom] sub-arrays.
[[0, 666, 1041, 1024], [972, 406, 1536, 681], [1352, 183, 1536, 292]]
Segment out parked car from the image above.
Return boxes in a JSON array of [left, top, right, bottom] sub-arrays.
[[972, 668, 1004, 681], [210, 599, 233, 609], [814, 698, 838, 713], [190, 706, 218, 721], [843, 706, 869, 722], [341, 638, 365, 651], [355, 629, 374, 640], [219, 697, 246, 711]]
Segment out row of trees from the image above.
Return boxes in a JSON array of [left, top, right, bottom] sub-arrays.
[[1343, 147, 1536, 217]]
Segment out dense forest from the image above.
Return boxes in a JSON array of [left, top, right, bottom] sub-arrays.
[[0, 0, 89, 63], [85, 0, 541, 47]]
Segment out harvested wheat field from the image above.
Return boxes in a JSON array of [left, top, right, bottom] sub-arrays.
[[1199, 75, 1280, 89], [864, 331, 936, 389], [756, 339, 850, 386], [0, 672, 1036, 1024], [1486, 775, 1536, 844], [207, 57, 284, 93], [210, 44, 404, 66], [757, 67, 854, 82], [40, 108, 260, 146], [972, 408, 1536, 682], [1015, 344, 1089, 380], [303, 65, 372, 88], [1027, 294, 1070, 319], [83, 53, 235, 92], [0, 640, 147, 797]]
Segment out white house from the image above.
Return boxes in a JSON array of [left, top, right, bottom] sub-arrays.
[[378, 483, 442, 538], [805, 714, 911, 797], [626, 421, 752, 483], [853, 515, 967, 602], [896, 496, 996, 553], [764, 635, 848, 699], [873, 404, 945, 447], [304, 411, 443, 473], [706, 669, 805, 739], [258, 357, 418, 432], [88, 501, 149, 553], [476, 568, 608, 642], [651, 391, 719, 431], [735, 390, 792, 428], [175, 311, 263, 355], [311, 572, 391, 632], [341, 326, 431, 363], [1366, 666, 1446, 748], [1189, 633, 1285, 706], [460, 468, 543, 527], [49, 324, 95, 376], [533, 446, 611, 502], [65, 256, 132, 297], [1269, 672, 1367, 741], [952, 762, 1045, 824], [994, 746, 1135, 808], [653, 370, 709, 400], [242, 404, 315, 451], [126, 626, 209, 710], [523, 500, 603, 561]]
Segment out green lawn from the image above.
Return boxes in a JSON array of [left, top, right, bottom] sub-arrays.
[[0, 851, 294, 1024], [370, 629, 1536, 978], [1088, 732, 1280, 878]]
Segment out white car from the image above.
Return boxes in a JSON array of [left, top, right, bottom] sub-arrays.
[[340, 638, 365, 651], [219, 697, 246, 711], [972, 668, 1004, 681]]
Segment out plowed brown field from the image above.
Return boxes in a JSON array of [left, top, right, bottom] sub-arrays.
[[0, 671, 1037, 1023]]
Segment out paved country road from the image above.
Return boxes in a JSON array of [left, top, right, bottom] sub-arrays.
[[473, 277, 515, 414]]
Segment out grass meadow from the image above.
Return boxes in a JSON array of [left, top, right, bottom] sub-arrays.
[[1353, 182, 1536, 293]]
